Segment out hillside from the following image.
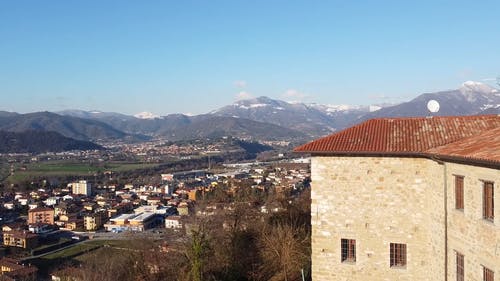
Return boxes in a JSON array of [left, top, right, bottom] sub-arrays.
[[0, 111, 146, 142], [211, 96, 367, 137], [59, 111, 306, 141], [0, 130, 103, 153]]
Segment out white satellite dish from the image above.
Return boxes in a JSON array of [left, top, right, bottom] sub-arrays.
[[427, 100, 440, 113]]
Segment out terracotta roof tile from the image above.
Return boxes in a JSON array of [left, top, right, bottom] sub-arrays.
[[427, 127, 500, 164], [295, 115, 500, 165]]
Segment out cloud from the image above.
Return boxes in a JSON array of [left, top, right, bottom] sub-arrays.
[[281, 89, 310, 101], [233, 80, 247, 88], [235, 91, 253, 100], [482, 78, 497, 82]]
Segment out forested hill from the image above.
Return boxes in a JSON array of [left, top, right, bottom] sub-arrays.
[[0, 130, 103, 154]]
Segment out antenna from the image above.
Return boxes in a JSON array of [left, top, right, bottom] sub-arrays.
[[427, 100, 440, 115]]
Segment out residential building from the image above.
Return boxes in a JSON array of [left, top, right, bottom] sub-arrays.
[[295, 115, 500, 281], [107, 202, 133, 218], [64, 219, 83, 231], [165, 216, 182, 229], [28, 206, 54, 225], [28, 223, 55, 234], [84, 212, 106, 231], [0, 258, 38, 280], [177, 202, 191, 216], [71, 180, 92, 196], [3, 231, 38, 249], [44, 196, 60, 206]]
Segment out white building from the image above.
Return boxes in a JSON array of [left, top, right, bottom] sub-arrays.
[[165, 216, 182, 229], [71, 180, 91, 196], [44, 197, 60, 206]]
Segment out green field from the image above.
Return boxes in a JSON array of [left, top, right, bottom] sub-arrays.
[[6, 162, 160, 184], [28, 239, 137, 274]]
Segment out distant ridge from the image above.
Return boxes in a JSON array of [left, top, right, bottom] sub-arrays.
[[0, 130, 103, 154], [0, 111, 147, 142], [3, 81, 497, 143], [59, 111, 307, 141]]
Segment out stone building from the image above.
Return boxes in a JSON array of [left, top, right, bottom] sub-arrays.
[[295, 115, 500, 281]]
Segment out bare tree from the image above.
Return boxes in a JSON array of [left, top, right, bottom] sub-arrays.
[[259, 223, 310, 281]]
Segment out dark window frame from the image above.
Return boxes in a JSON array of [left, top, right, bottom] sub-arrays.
[[341, 238, 356, 263], [390, 243, 406, 268]]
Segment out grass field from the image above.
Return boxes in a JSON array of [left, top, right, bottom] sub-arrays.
[[28, 239, 137, 275], [6, 161, 160, 184]]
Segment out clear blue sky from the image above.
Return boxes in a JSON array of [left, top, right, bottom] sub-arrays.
[[1, 1, 499, 115]]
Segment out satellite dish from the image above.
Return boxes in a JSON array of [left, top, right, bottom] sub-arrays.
[[427, 100, 440, 113]]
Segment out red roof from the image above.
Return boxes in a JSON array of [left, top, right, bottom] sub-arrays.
[[28, 206, 54, 213], [295, 115, 500, 165], [427, 127, 500, 164]]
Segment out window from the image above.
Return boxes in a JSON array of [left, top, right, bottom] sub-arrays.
[[483, 182, 494, 221], [390, 243, 406, 267], [483, 266, 494, 281], [455, 176, 464, 210], [341, 238, 356, 262], [456, 252, 464, 281]]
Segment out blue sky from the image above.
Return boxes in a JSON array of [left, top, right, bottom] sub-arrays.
[[1, 1, 499, 115]]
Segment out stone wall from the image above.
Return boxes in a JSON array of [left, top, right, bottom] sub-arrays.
[[311, 156, 446, 281], [445, 162, 499, 281]]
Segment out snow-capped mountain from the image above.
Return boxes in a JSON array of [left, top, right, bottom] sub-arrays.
[[459, 81, 500, 111], [211, 96, 372, 137], [134, 112, 161, 119], [52, 81, 499, 142], [57, 109, 136, 121], [360, 81, 500, 121]]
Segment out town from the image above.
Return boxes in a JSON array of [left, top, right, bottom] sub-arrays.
[[0, 137, 311, 280]]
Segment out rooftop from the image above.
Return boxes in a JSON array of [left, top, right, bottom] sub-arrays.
[[295, 115, 500, 166], [428, 127, 500, 164], [129, 212, 155, 222], [28, 206, 53, 213]]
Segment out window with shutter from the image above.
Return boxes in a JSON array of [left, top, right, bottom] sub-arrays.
[[455, 176, 464, 210], [483, 266, 494, 281], [456, 252, 464, 281], [483, 182, 494, 221]]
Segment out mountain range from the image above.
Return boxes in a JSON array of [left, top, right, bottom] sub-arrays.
[[0, 81, 498, 147]]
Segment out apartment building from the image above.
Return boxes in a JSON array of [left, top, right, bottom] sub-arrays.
[[71, 180, 92, 196], [3, 231, 38, 249], [28, 206, 54, 225]]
